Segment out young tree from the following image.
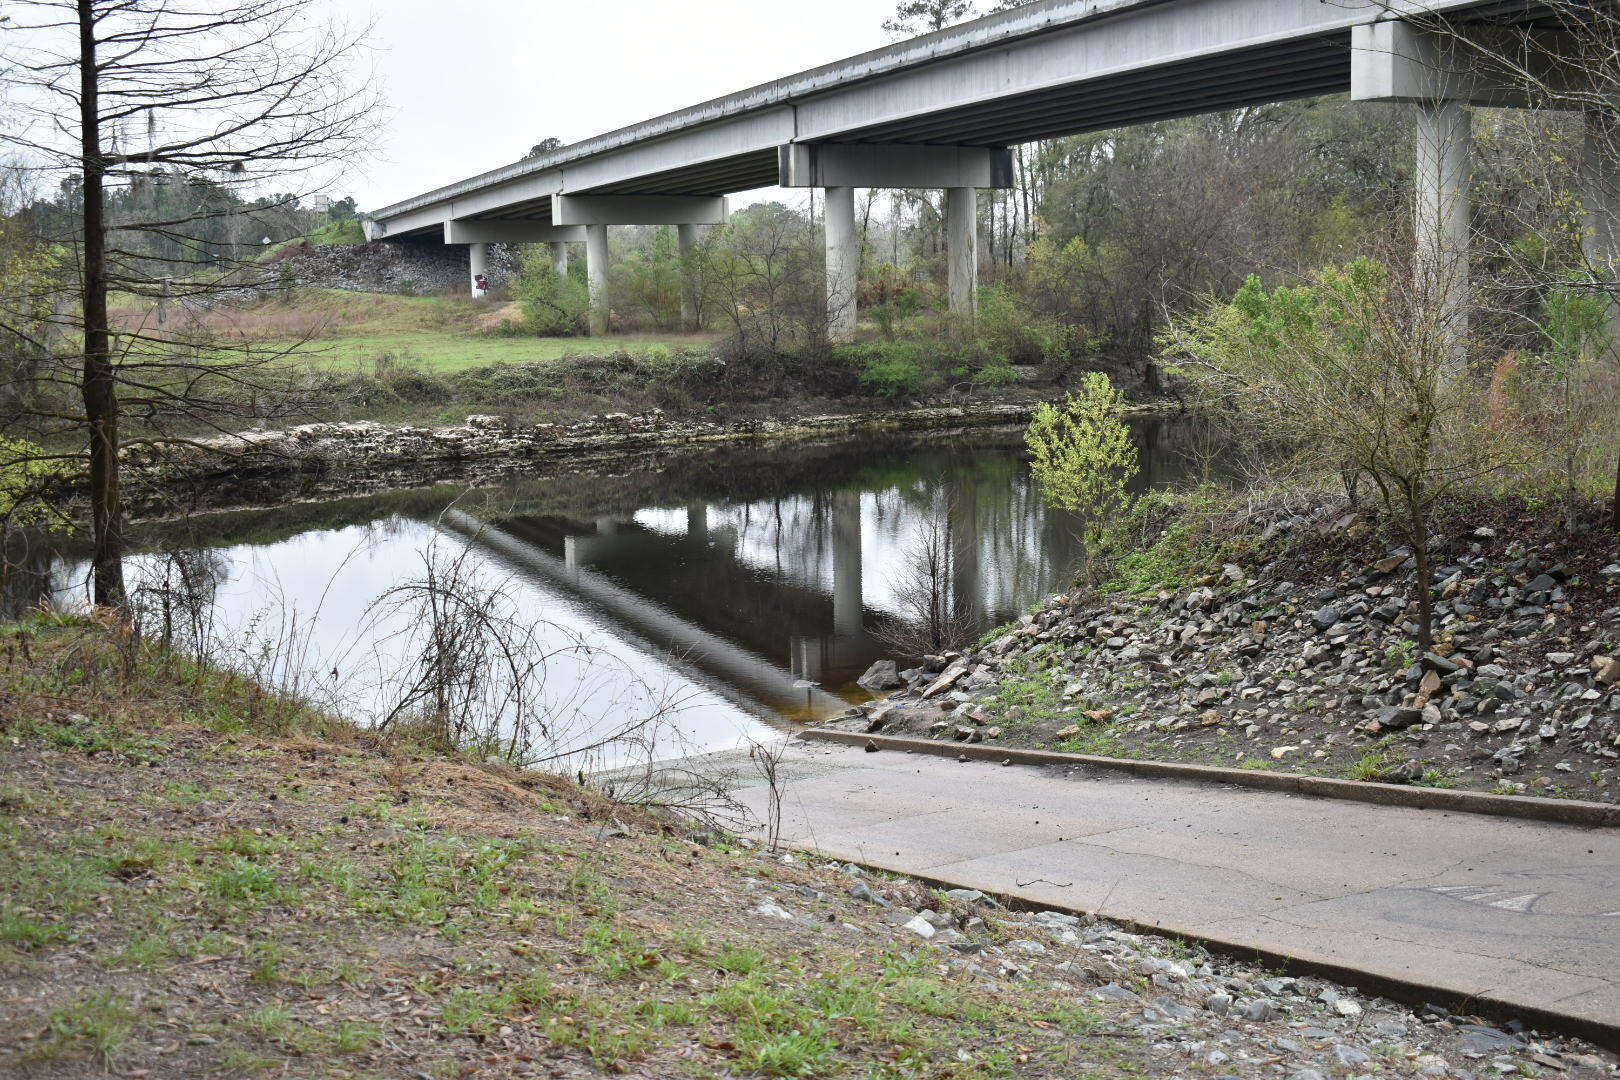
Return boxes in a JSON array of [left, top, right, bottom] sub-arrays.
[[1166, 259, 1520, 651], [1025, 371, 1139, 539], [0, 0, 379, 607]]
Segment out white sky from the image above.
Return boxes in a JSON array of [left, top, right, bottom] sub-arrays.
[[338, 0, 900, 212]]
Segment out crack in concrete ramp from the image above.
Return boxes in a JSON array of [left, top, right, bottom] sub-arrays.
[[716, 739, 1620, 1042]]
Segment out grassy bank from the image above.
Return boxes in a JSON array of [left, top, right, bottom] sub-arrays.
[[0, 612, 1145, 1078], [95, 290, 1060, 432]]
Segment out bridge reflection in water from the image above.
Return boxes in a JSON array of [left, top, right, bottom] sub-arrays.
[[25, 422, 1198, 743], [447, 435, 1118, 721]]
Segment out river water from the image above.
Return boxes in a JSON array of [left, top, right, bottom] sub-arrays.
[[19, 417, 1201, 767]]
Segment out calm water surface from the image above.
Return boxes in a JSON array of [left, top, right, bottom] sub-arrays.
[[26, 420, 1200, 764]]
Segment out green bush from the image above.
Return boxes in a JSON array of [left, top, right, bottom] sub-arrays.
[[1025, 371, 1138, 528], [307, 219, 365, 245], [0, 437, 66, 530], [976, 284, 1072, 366], [512, 248, 590, 336], [839, 343, 932, 399], [972, 363, 1019, 389]]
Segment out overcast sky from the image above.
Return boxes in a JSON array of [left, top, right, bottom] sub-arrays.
[[338, 0, 901, 212]]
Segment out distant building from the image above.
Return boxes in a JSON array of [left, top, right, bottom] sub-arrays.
[[309, 194, 332, 212]]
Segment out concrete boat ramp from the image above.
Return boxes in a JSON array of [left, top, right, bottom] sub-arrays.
[[694, 737, 1620, 1045]]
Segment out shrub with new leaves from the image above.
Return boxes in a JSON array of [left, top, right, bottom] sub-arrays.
[[513, 248, 590, 337], [0, 437, 66, 531], [1163, 258, 1521, 649], [1025, 371, 1138, 531]]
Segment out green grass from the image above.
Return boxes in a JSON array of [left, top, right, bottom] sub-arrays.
[[0, 614, 1155, 1079], [288, 330, 713, 373], [39, 991, 137, 1068]]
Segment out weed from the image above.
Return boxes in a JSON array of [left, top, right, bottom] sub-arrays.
[[39, 991, 136, 1068], [208, 856, 279, 900], [1349, 749, 1395, 782], [712, 943, 766, 974], [249, 938, 290, 983]]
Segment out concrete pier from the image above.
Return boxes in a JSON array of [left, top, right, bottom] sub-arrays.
[[825, 186, 857, 344], [1414, 100, 1472, 366], [946, 186, 978, 323], [468, 241, 489, 299], [586, 224, 609, 336]]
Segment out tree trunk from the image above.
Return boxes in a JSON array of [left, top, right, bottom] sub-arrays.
[[79, 0, 125, 609], [1410, 507, 1433, 653]]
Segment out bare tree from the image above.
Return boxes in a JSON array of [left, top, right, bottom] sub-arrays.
[[0, 0, 380, 607], [874, 491, 985, 658]]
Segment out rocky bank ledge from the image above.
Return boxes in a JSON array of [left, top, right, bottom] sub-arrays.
[[828, 497, 1620, 803], [115, 402, 1066, 513]]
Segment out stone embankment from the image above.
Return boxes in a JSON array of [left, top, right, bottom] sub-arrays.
[[833, 498, 1620, 803], [116, 403, 1051, 514], [755, 856, 1613, 1075], [270, 240, 520, 296]]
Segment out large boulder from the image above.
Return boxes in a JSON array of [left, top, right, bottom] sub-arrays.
[[857, 659, 904, 692]]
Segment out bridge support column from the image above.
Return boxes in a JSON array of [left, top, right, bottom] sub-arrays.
[[586, 224, 609, 336], [1584, 112, 1620, 353], [550, 241, 568, 278], [468, 242, 489, 299], [825, 186, 857, 344], [678, 223, 700, 332], [1584, 111, 1620, 278], [946, 187, 978, 324], [1414, 101, 1471, 369]]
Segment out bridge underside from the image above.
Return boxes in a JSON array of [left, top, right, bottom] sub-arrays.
[[369, 0, 1597, 350]]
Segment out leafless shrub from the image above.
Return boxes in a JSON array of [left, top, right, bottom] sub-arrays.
[[873, 493, 985, 659], [749, 739, 786, 852], [364, 518, 696, 774], [128, 546, 225, 661]]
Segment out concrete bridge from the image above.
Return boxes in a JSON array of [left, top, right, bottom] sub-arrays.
[[366, 0, 1603, 341]]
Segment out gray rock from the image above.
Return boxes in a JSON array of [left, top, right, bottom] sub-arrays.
[[1376, 705, 1425, 730], [1333, 1044, 1372, 1066], [1150, 995, 1197, 1020], [900, 915, 936, 939], [1311, 606, 1342, 632], [1089, 983, 1141, 1003], [1206, 993, 1233, 1015], [1421, 652, 1461, 675], [849, 882, 887, 906], [753, 902, 793, 921], [1242, 998, 1278, 1021], [1457, 1024, 1526, 1052], [857, 659, 905, 692], [1008, 938, 1047, 956], [1031, 910, 1080, 927]]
